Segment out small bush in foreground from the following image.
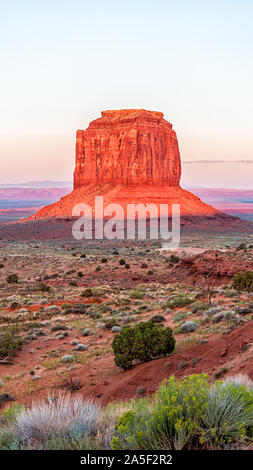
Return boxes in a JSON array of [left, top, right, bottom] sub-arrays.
[[15, 394, 100, 443], [112, 321, 175, 370], [201, 381, 253, 448], [232, 271, 253, 292], [111, 374, 253, 450], [112, 374, 209, 450]]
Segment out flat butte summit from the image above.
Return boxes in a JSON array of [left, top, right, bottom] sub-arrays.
[[30, 109, 220, 219]]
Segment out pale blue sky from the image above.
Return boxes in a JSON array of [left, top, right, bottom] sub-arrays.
[[0, 0, 253, 187]]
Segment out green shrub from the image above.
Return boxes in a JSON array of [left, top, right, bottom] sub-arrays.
[[232, 271, 253, 292], [129, 290, 144, 299], [111, 374, 209, 449], [173, 312, 185, 323], [62, 302, 72, 309], [0, 326, 23, 358], [39, 283, 51, 293], [111, 374, 253, 450], [0, 428, 20, 450], [112, 321, 175, 370], [6, 274, 19, 284], [191, 301, 209, 313], [103, 318, 118, 330], [200, 381, 253, 448], [164, 296, 193, 310], [169, 254, 180, 264], [81, 288, 93, 297], [2, 404, 26, 424], [119, 259, 126, 265], [236, 243, 247, 251]]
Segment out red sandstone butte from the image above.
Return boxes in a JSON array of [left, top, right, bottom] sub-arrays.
[[74, 109, 181, 188], [30, 109, 218, 219]]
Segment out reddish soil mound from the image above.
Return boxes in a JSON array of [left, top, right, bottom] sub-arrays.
[[86, 320, 253, 404]]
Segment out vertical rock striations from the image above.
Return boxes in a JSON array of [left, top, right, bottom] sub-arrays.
[[74, 109, 181, 188]]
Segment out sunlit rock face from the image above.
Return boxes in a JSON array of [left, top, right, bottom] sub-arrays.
[[74, 109, 181, 188], [30, 109, 219, 219]]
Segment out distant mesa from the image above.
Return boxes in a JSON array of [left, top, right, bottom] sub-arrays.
[[30, 109, 219, 219]]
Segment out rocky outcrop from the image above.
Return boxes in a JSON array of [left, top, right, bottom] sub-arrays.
[[74, 109, 181, 188], [30, 109, 222, 220]]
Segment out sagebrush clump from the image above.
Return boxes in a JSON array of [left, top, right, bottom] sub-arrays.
[[15, 394, 100, 443]]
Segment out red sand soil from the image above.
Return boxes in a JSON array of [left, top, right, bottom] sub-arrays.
[[1, 312, 253, 408]]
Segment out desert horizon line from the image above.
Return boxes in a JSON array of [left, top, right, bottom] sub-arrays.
[[1, 159, 253, 188], [1, 180, 253, 191]]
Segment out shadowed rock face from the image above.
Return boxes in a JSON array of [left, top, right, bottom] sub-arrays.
[[74, 109, 181, 188]]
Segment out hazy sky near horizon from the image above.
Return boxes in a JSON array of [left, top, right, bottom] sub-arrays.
[[1, 0, 253, 188]]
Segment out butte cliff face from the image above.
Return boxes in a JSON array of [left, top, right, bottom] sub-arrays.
[[30, 109, 220, 219], [74, 109, 181, 188]]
